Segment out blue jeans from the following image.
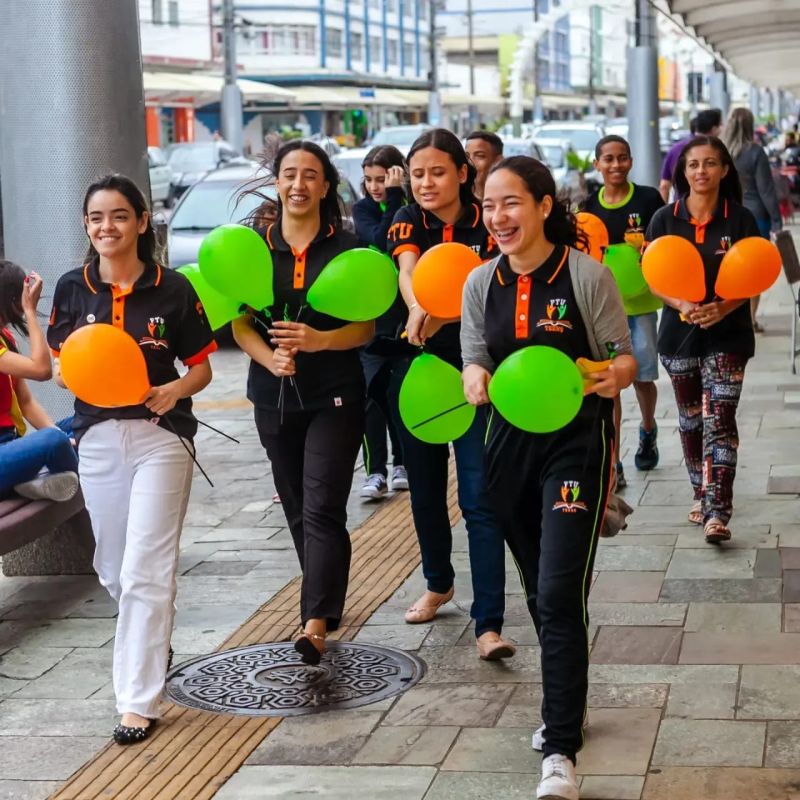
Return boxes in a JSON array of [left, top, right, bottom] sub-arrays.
[[0, 427, 79, 495], [401, 405, 506, 637]]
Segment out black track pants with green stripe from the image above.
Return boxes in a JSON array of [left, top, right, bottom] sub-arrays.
[[485, 404, 614, 764]]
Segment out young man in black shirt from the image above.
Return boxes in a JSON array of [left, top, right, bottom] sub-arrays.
[[582, 135, 664, 488]]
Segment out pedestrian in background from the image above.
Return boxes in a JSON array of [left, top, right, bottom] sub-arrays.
[[723, 107, 782, 332], [464, 130, 504, 201], [581, 135, 664, 489], [352, 145, 410, 500], [646, 136, 759, 544], [388, 128, 513, 661], [233, 141, 374, 665], [462, 156, 635, 800], [48, 174, 216, 744]]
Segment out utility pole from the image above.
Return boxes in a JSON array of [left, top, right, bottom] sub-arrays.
[[532, 0, 543, 124], [221, 0, 244, 152], [587, 6, 597, 115], [428, 0, 441, 126], [467, 0, 477, 130]]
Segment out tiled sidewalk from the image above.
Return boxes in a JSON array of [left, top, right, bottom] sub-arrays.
[[1, 264, 799, 800]]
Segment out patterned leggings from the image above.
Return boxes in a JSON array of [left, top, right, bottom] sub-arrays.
[[660, 353, 748, 525]]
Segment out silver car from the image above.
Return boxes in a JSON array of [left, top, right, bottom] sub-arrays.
[[147, 147, 172, 207]]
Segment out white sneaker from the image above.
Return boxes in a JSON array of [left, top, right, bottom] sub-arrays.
[[391, 465, 409, 491], [537, 754, 579, 800], [532, 719, 588, 751], [14, 471, 79, 503], [360, 473, 388, 500]]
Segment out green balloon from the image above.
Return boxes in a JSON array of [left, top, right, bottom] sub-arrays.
[[307, 248, 398, 321], [488, 346, 583, 433], [176, 264, 242, 332], [603, 243, 648, 300], [399, 354, 476, 444], [198, 224, 274, 310]]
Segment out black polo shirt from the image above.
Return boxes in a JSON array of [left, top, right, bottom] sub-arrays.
[[645, 198, 760, 358], [484, 245, 610, 425], [247, 222, 365, 412], [582, 183, 664, 249], [386, 202, 496, 368], [48, 261, 217, 441]]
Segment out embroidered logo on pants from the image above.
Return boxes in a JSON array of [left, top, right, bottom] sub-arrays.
[[553, 480, 589, 513]]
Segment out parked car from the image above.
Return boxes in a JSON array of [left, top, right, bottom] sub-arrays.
[[165, 141, 245, 207], [499, 137, 546, 160], [166, 163, 357, 269], [531, 121, 605, 161], [332, 150, 369, 199], [148, 147, 172, 207], [532, 138, 584, 201], [307, 134, 342, 157], [367, 124, 433, 155]]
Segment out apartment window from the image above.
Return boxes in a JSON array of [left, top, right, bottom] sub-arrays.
[[419, 0, 427, 20], [326, 27, 343, 58], [555, 31, 567, 54], [387, 38, 398, 65], [151, 0, 163, 24], [247, 25, 316, 56], [403, 41, 413, 67], [369, 0, 380, 7], [370, 35, 382, 64], [386, 0, 396, 12], [168, 0, 179, 26], [350, 31, 364, 61]]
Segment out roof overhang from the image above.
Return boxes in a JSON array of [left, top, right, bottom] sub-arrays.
[[667, 0, 800, 90]]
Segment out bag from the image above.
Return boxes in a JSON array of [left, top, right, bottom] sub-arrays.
[[601, 492, 634, 538]]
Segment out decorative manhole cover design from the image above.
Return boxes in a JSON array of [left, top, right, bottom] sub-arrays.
[[165, 641, 426, 716]]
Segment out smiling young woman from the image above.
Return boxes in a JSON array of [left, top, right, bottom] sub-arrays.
[[232, 140, 374, 666], [47, 173, 216, 745], [461, 156, 636, 800]]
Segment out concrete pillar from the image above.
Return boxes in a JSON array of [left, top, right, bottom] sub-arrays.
[[709, 62, 730, 119], [750, 85, 761, 118], [0, 0, 149, 574], [627, 0, 661, 187]]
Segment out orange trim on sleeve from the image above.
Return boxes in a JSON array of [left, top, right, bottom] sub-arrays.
[[515, 275, 531, 339], [393, 243, 420, 258], [110, 284, 133, 330], [442, 224, 454, 243], [292, 247, 307, 289], [546, 249, 570, 285], [183, 339, 218, 367], [50, 347, 60, 358]]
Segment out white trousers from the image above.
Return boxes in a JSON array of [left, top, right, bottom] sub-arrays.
[[79, 419, 193, 717]]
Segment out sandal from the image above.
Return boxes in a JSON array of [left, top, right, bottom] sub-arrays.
[[704, 519, 732, 544], [294, 629, 326, 665], [688, 501, 703, 526], [404, 587, 454, 624]]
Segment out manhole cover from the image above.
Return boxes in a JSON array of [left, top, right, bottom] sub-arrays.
[[164, 641, 426, 717]]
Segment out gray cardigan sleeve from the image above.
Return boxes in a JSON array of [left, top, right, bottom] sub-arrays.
[[460, 259, 498, 372], [569, 249, 633, 361], [754, 147, 782, 230]]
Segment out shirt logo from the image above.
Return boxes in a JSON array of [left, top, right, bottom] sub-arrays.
[[553, 480, 589, 513], [715, 236, 732, 255], [536, 298, 573, 333], [140, 316, 168, 350], [388, 221, 413, 242]]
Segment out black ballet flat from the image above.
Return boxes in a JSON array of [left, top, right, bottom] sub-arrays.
[[113, 719, 156, 746], [294, 631, 325, 666]]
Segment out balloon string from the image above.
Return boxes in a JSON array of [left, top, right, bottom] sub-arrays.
[[411, 401, 469, 430], [171, 408, 240, 443], [161, 415, 214, 487], [251, 308, 305, 417]]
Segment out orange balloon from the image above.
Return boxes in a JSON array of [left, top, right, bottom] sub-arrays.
[[576, 212, 610, 261], [60, 324, 151, 408], [642, 235, 706, 302], [412, 242, 483, 318], [715, 237, 782, 299]]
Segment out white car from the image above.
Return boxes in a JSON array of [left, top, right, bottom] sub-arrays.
[[148, 147, 172, 206], [532, 139, 585, 201], [532, 122, 605, 162]]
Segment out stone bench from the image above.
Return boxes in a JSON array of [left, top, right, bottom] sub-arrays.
[[0, 491, 95, 576]]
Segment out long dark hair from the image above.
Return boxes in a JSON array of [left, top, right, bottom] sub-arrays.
[[674, 135, 743, 203], [0, 260, 27, 336], [83, 174, 157, 265], [360, 145, 408, 198], [488, 156, 588, 250], [407, 128, 477, 208]]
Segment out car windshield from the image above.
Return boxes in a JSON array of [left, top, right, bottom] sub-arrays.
[[502, 141, 534, 157], [537, 145, 565, 168], [170, 180, 269, 231], [371, 128, 423, 147], [168, 144, 219, 171], [536, 128, 599, 151]]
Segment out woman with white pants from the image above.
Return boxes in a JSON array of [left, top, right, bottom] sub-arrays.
[[48, 174, 216, 744]]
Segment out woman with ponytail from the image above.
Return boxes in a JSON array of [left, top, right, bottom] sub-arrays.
[[387, 128, 513, 661], [461, 156, 636, 800]]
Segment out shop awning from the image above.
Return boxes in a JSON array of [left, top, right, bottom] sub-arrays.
[[143, 72, 295, 107], [442, 93, 507, 108]]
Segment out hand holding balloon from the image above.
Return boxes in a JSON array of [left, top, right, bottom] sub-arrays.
[[686, 300, 740, 329], [269, 321, 327, 352], [270, 347, 296, 377], [462, 364, 491, 406], [405, 305, 429, 346]]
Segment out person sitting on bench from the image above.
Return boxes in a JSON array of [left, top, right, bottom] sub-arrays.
[[0, 261, 79, 501]]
